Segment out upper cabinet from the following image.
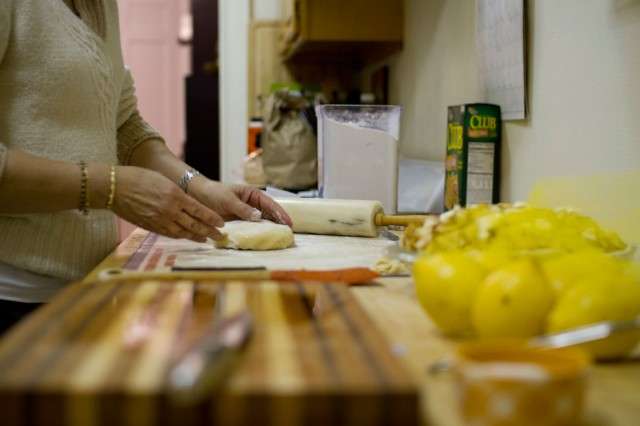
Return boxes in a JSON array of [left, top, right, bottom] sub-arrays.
[[280, 0, 403, 65]]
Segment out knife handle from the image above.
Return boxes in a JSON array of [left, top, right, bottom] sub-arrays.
[[270, 267, 380, 283], [168, 346, 235, 405], [168, 311, 253, 405]]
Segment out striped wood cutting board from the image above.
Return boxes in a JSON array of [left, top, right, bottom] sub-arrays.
[[0, 279, 419, 426]]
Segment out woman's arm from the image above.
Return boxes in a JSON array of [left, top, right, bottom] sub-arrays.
[[0, 148, 109, 213], [0, 138, 290, 246], [128, 138, 293, 226], [0, 146, 224, 243]]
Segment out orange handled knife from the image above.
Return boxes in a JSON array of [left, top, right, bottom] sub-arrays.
[[96, 266, 380, 285]]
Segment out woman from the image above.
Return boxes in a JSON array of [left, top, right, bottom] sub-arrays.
[[0, 0, 292, 333]]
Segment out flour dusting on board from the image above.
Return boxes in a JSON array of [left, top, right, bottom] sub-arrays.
[[171, 233, 395, 271]]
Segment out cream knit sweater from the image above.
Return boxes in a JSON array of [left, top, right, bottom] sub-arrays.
[[0, 0, 164, 283]]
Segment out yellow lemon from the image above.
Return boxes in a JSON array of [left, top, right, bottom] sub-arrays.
[[546, 276, 640, 333], [540, 250, 626, 296], [413, 251, 488, 336], [471, 258, 554, 338], [467, 247, 514, 271], [546, 276, 640, 359], [624, 261, 640, 281]]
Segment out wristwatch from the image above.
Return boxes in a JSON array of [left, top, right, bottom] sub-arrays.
[[179, 168, 201, 193]]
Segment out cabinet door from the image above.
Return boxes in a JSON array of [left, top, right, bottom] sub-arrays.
[[281, 0, 403, 64], [299, 0, 403, 42], [281, 0, 299, 43], [248, 20, 293, 119]]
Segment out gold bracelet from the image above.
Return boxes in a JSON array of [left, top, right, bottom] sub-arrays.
[[107, 164, 116, 210], [78, 162, 90, 215]]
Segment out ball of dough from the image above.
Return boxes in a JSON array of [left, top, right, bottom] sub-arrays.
[[214, 220, 295, 251]]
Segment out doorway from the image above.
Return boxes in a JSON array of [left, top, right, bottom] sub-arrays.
[[117, 0, 191, 241]]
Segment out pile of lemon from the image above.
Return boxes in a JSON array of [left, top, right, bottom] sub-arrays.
[[423, 203, 627, 255], [412, 204, 640, 359]]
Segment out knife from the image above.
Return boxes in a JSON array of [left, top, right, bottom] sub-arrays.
[[529, 316, 640, 350], [96, 266, 380, 284], [167, 310, 253, 405], [430, 316, 640, 374]]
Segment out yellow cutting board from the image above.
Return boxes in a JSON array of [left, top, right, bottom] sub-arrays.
[[528, 169, 640, 250]]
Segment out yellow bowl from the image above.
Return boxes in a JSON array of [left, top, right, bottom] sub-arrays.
[[454, 341, 591, 426]]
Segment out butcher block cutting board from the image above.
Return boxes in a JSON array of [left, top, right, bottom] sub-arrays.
[[0, 279, 418, 426]]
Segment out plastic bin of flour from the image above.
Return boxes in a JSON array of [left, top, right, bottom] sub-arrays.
[[315, 105, 402, 214]]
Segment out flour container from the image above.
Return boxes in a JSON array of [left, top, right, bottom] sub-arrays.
[[315, 105, 402, 214]]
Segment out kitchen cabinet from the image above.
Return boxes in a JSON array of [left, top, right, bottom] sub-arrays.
[[280, 0, 403, 65], [246, 0, 402, 128], [248, 20, 293, 119]]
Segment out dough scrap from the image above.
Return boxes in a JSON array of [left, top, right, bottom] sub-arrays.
[[371, 257, 408, 274], [214, 220, 295, 251]]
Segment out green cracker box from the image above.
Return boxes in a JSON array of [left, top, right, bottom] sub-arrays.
[[444, 103, 501, 210]]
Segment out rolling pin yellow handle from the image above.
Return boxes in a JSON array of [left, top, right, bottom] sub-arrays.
[[374, 213, 432, 227]]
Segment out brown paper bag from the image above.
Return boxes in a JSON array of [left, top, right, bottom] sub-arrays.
[[261, 90, 317, 190]]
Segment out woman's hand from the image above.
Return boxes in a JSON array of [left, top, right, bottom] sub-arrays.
[[121, 138, 292, 238], [111, 166, 225, 243], [187, 179, 293, 227]]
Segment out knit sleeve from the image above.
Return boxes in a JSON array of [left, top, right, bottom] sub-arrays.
[[116, 67, 166, 165]]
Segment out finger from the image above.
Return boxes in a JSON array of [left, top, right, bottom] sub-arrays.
[[176, 213, 213, 243], [254, 198, 292, 226], [176, 210, 223, 241], [183, 201, 225, 229], [224, 188, 263, 222], [239, 188, 293, 226], [158, 221, 198, 241], [163, 221, 213, 243], [261, 200, 293, 226], [227, 197, 263, 222]]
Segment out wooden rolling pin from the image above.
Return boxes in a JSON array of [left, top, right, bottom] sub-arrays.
[[273, 197, 432, 237]]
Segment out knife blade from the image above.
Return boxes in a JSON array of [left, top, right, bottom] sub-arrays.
[[529, 316, 640, 350], [167, 310, 253, 405]]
